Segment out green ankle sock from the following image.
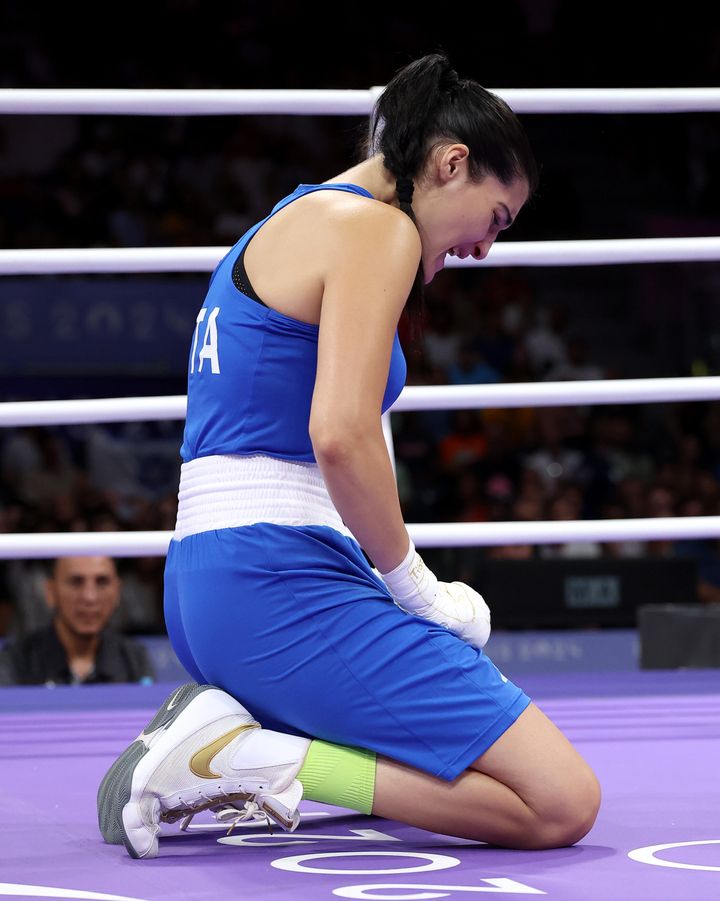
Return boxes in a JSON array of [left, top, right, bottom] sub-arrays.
[[297, 739, 377, 815]]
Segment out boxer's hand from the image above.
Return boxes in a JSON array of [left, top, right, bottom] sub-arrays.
[[377, 538, 491, 649]]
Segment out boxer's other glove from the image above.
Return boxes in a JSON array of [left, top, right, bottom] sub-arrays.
[[376, 537, 491, 649]]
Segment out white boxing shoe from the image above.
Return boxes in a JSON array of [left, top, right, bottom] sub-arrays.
[[119, 686, 311, 859], [98, 682, 212, 845]]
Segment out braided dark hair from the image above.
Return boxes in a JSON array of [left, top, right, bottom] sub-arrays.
[[360, 52, 539, 346]]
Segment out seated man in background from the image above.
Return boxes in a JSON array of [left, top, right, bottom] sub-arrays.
[[0, 555, 155, 686]]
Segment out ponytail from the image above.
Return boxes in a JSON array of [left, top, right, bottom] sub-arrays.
[[359, 52, 539, 348]]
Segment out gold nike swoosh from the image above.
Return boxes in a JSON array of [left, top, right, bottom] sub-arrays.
[[189, 723, 261, 779]]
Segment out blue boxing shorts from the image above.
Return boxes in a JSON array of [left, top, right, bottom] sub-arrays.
[[163, 522, 531, 782]]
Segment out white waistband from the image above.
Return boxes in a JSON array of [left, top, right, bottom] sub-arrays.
[[173, 453, 354, 540]]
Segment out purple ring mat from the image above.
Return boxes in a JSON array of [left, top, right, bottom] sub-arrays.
[[1, 670, 719, 901]]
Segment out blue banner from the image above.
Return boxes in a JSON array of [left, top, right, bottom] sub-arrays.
[[0, 276, 207, 374]]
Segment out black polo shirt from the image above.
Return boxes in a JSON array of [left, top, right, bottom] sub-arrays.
[[0, 623, 156, 686]]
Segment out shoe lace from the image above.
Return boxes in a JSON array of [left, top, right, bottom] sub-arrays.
[[174, 793, 274, 836], [214, 800, 274, 835]]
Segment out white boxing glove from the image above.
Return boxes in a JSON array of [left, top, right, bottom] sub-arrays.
[[376, 537, 491, 649]]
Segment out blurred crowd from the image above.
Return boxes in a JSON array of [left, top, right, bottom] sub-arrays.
[[395, 279, 720, 597], [0, 115, 326, 252], [0, 420, 180, 637], [2, 0, 720, 253], [2, 271, 720, 637], [1, 1, 720, 645]]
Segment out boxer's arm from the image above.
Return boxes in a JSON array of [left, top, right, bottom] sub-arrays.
[[309, 203, 420, 574]]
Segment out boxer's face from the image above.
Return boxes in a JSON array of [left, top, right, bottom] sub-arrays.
[[412, 143, 528, 284]]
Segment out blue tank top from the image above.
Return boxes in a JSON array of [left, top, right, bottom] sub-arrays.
[[180, 182, 408, 464]]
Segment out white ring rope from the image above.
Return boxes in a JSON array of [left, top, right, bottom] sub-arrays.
[[2, 83, 719, 559], [1, 88, 720, 115], [1, 516, 719, 559], [2, 237, 720, 275], [0, 378, 718, 427]]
